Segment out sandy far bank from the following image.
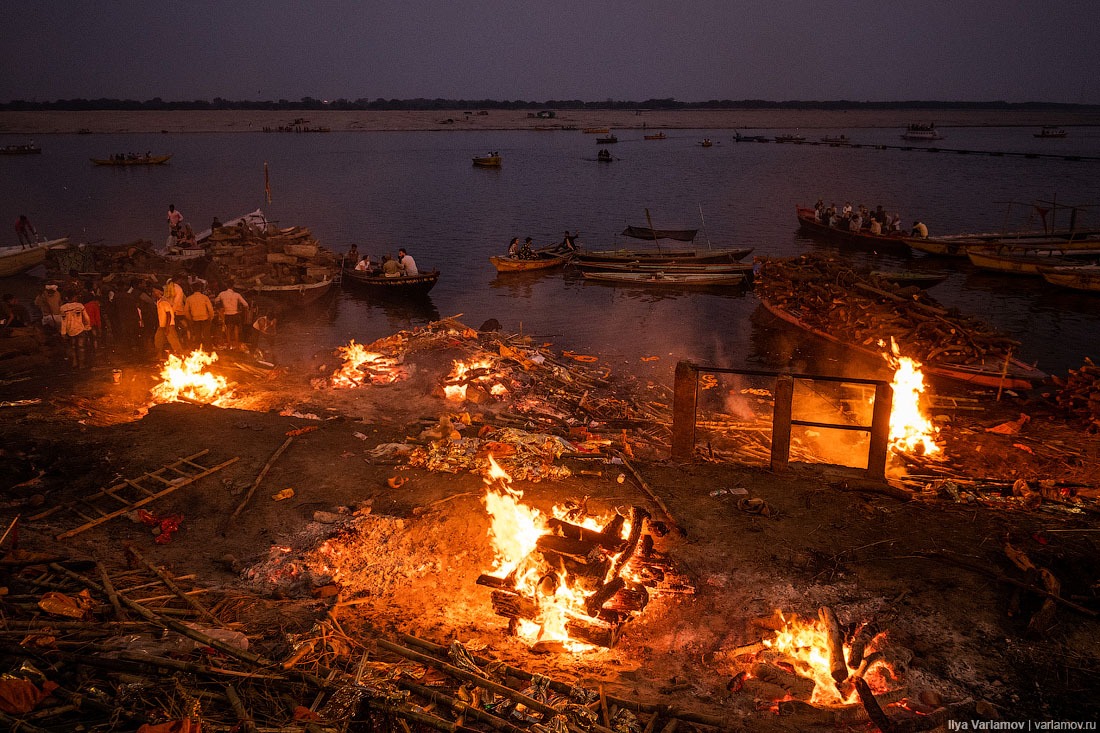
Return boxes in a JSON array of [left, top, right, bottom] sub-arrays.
[[2, 108, 1099, 135]]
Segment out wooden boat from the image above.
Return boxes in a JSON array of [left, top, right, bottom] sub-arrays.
[[596, 135, 618, 144], [472, 154, 502, 167], [621, 226, 698, 242], [91, 154, 172, 166], [490, 251, 570, 273], [343, 268, 440, 296], [583, 271, 744, 286], [1034, 127, 1067, 139], [0, 239, 67, 277], [576, 260, 753, 274], [901, 123, 942, 141], [643, 132, 667, 140], [1038, 265, 1100, 292], [821, 135, 850, 144], [597, 150, 614, 162], [576, 247, 753, 265], [966, 246, 1100, 276], [796, 207, 910, 250], [757, 296, 1046, 390], [0, 144, 41, 155], [774, 134, 806, 143], [907, 230, 1100, 257], [734, 133, 769, 142], [869, 270, 949, 288], [700, 139, 713, 147], [582, 127, 610, 134], [240, 276, 334, 304]]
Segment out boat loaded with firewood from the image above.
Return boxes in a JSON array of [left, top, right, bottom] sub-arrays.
[[91, 153, 173, 166], [756, 254, 1047, 390], [582, 270, 745, 287]]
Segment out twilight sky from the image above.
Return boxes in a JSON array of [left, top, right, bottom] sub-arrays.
[[2, 1, 1098, 104]]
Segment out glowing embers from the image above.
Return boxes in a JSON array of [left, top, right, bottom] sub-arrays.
[[442, 357, 507, 402], [883, 339, 941, 455], [330, 340, 406, 388], [733, 609, 906, 711], [149, 349, 234, 405], [477, 456, 683, 651]]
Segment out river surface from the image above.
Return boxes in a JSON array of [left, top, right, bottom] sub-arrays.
[[3, 120, 1100, 384]]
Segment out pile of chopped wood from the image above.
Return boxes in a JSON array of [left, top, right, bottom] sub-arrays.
[[207, 221, 338, 286], [756, 254, 1021, 368], [1048, 357, 1100, 429]]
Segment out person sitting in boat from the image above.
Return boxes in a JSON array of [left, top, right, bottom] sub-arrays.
[[560, 231, 577, 252], [380, 254, 401, 277], [210, 216, 222, 231], [889, 213, 902, 232], [519, 237, 534, 259], [507, 237, 520, 258], [911, 220, 928, 238], [868, 218, 882, 235], [848, 213, 862, 232], [354, 256, 371, 272], [397, 248, 418, 276]]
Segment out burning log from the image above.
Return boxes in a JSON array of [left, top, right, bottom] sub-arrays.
[[547, 516, 626, 550], [584, 577, 626, 617], [490, 590, 538, 620], [749, 662, 816, 700], [819, 606, 849, 685], [534, 534, 606, 565]]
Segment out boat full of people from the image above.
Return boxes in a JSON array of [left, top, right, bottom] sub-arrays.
[[901, 123, 943, 141], [91, 153, 173, 166]]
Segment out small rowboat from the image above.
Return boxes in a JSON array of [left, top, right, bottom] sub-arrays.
[[583, 271, 745, 286], [0, 144, 41, 155], [576, 247, 753, 265], [596, 135, 618, 144], [582, 127, 610, 134], [490, 251, 570, 272], [343, 268, 440, 297], [643, 132, 666, 140], [91, 154, 173, 166], [1038, 265, 1100, 292], [966, 246, 1100, 276], [576, 260, 752, 275], [796, 207, 910, 251], [472, 154, 501, 167]]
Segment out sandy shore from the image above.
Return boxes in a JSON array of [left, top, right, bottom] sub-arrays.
[[2, 108, 1099, 134]]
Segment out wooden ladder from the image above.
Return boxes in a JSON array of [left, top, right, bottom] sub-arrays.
[[28, 450, 239, 540]]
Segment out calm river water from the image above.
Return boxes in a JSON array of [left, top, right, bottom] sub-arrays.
[[3, 120, 1100, 384]]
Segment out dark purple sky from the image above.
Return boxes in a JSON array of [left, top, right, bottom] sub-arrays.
[[3, 1, 1098, 103]]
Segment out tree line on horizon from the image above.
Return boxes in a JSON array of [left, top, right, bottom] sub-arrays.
[[1, 97, 1095, 112]]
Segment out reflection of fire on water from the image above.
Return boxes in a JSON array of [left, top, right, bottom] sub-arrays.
[[330, 340, 406, 388], [477, 455, 688, 650], [884, 339, 940, 456], [149, 350, 234, 405]]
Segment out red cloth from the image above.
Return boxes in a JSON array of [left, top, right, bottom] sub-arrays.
[[83, 299, 102, 328]]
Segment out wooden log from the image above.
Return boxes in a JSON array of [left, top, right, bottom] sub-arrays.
[[490, 590, 538, 620], [547, 516, 625, 549], [229, 434, 296, 521], [604, 582, 649, 613], [611, 506, 649, 577], [749, 662, 815, 701], [535, 534, 603, 563], [565, 619, 621, 649], [475, 574, 512, 590], [847, 621, 881, 669], [125, 544, 225, 628], [585, 577, 626, 618], [819, 606, 849, 684], [614, 453, 683, 537], [225, 684, 258, 733], [398, 679, 527, 733]]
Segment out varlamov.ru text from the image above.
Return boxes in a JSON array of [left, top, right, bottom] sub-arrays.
[[947, 722, 1096, 731]]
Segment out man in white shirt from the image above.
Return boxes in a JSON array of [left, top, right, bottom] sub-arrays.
[[397, 248, 418, 276], [216, 283, 249, 349]]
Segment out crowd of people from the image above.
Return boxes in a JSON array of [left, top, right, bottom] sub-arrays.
[[809, 200, 922, 236]]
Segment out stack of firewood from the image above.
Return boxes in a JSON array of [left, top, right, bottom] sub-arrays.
[[1048, 357, 1100, 428], [756, 254, 1021, 367]]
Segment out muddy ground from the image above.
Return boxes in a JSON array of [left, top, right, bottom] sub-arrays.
[[1, 335, 1099, 730]]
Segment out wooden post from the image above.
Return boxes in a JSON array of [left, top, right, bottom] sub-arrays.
[[670, 361, 698, 460], [770, 375, 794, 473], [866, 382, 893, 479]]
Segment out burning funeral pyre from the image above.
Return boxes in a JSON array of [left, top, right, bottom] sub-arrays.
[[477, 456, 691, 651]]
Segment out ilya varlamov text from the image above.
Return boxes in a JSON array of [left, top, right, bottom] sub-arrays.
[[947, 723, 1096, 731]]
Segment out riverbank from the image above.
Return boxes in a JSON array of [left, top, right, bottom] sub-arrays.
[[3, 108, 1100, 134]]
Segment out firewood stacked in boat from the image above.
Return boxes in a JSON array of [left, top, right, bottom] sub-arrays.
[[756, 254, 1021, 369], [207, 222, 338, 286], [1048, 357, 1100, 429]]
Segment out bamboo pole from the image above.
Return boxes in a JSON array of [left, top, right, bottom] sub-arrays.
[[230, 435, 296, 520]]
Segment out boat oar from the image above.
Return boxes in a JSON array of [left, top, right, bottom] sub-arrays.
[[698, 204, 713, 250]]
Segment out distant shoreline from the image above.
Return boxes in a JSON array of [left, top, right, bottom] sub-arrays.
[[2, 108, 1099, 135]]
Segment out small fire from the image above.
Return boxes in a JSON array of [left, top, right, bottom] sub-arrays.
[[480, 455, 628, 650], [762, 612, 891, 706], [444, 357, 496, 401], [150, 349, 233, 405], [883, 340, 940, 455], [331, 340, 405, 388]]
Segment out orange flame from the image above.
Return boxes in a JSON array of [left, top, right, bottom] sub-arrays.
[[883, 339, 940, 455], [480, 455, 627, 650], [331, 340, 404, 388], [444, 357, 496, 401], [150, 349, 233, 405]]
